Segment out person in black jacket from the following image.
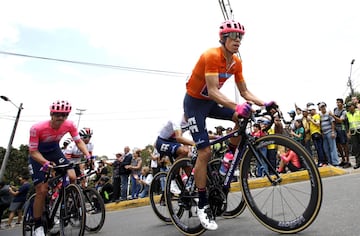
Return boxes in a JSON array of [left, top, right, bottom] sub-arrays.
[[0, 181, 12, 228], [119, 146, 133, 201], [104, 153, 122, 202]]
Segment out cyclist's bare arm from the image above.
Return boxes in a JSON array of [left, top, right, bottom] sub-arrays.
[[75, 139, 91, 157], [206, 74, 237, 110], [236, 80, 265, 107], [30, 150, 50, 166], [174, 129, 195, 146]]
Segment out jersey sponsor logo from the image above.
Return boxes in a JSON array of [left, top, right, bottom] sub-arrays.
[[195, 139, 205, 146], [160, 144, 170, 152], [187, 117, 199, 134]]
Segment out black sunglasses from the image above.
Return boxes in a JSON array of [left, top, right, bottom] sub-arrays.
[[82, 135, 92, 139], [224, 32, 243, 40], [52, 112, 69, 117]]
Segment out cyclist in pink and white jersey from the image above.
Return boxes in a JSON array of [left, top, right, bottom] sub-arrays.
[[28, 100, 92, 236], [65, 127, 95, 187]]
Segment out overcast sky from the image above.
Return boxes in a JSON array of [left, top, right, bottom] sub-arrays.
[[1, 0, 359, 158]]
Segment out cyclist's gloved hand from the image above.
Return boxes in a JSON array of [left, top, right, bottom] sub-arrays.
[[86, 155, 95, 170], [86, 155, 96, 161], [40, 161, 52, 172], [264, 101, 278, 113], [236, 102, 251, 118]]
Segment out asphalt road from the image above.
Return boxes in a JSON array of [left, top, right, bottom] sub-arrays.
[[3, 171, 360, 236]]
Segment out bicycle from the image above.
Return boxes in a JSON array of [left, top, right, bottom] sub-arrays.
[[22, 162, 86, 236], [149, 147, 246, 224], [164, 107, 323, 235], [75, 163, 106, 233]]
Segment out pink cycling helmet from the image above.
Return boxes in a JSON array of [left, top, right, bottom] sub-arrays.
[[50, 100, 72, 113], [219, 20, 245, 36]]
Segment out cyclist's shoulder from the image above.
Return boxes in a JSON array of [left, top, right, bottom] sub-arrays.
[[202, 47, 222, 58], [31, 120, 50, 130]]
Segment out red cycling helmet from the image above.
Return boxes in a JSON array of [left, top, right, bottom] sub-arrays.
[[50, 100, 72, 113], [219, 20, 245, 36]]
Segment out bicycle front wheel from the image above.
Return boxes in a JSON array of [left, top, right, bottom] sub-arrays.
[[83, 187, 106, 232], [22, 194, 36, 236], [60, 184, 86, 236], [149, 171, 173, 224], [240, 134, 323, 234]]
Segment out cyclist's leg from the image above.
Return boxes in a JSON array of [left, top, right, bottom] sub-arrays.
[[29, 157, 48, 233], [67, 169, 77, 184], [184, 95, 228, 230]]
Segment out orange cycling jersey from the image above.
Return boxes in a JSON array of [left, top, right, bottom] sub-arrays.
[[186, 47, 244, 99]]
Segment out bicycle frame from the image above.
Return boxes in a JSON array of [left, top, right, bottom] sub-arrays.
[[206, 111, 281, 190], [46, 172, 69, 230]]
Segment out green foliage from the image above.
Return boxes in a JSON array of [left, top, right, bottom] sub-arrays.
[[345, 92, 360, 104], [0, 144, 30, 183]]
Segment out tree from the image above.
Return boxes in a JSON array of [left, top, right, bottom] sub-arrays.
[[0, 144, 29, 184]]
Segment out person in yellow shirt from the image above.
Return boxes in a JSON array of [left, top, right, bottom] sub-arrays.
[[307, 105, 327, 167]]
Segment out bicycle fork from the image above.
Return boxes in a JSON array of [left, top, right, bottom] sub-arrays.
[[247, 142, 282, 185]]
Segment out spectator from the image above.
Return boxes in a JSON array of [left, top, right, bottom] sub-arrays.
[[252, 122, 267, 177], [126, 149, 143, 200], [97, 176, 113, 204], [149, 147, 160, 193], [251, 123, 266, 138], [294, 106, 303, 121], [104, 153, 122, 202], [226, 127, 233, 134], [119, 146, 133, 201], [137, 166, 153, 198], [214, 126, 225, 136], [351, 96, 360, 110], [94, 158, 109, 187], [6, 175, 31, 228], [301, 106, 313, 156], [290, 118, 305, 144], [331, 98, 351, 168], [277, 149, 302, 173], [318, 102, 339, 166], [267, 115, 283, 174], [346, 102, 360, 169], [307, 104, 327, 167], [287, 110, 296, 131], [0, 181, 12, 228]]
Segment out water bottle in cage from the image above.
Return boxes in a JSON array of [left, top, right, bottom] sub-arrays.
[[189, 146, 197, 163], [219, 152, 234, 176], [181, 169, 195, 191]]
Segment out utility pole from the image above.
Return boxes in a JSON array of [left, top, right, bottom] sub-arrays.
[[76, 108, 86, 128], [0, 96, 23, 181], [347, 59, 355, 96]]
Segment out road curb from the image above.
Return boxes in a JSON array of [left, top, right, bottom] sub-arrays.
[[105, 166, 350, 212]]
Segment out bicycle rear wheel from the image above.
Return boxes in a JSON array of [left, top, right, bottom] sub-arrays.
[[240, 134, 323, 234], [60, 184, 86, 236], [83, 187, 105, 232], [165, 158, 206, 236], [149, 171, 172, 224], [22, 194, 36, 236]]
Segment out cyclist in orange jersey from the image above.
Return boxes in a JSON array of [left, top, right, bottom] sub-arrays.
[[183, 20, 277, 230]]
